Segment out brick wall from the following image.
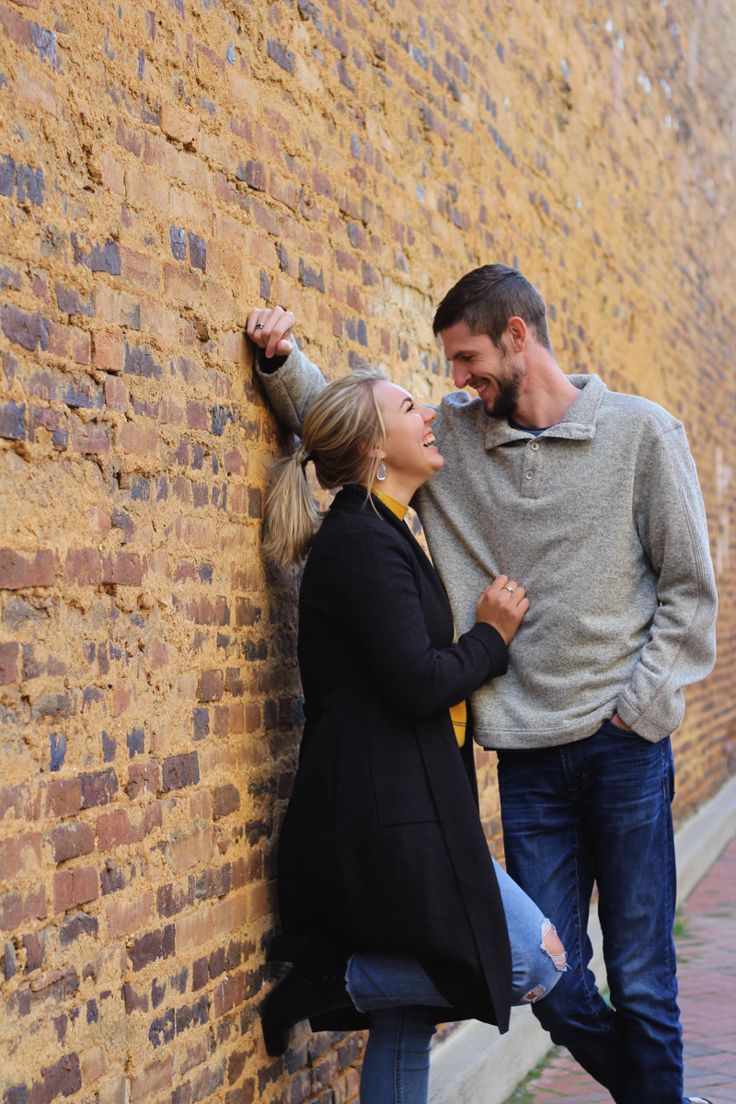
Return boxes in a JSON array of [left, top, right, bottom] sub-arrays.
[[1, 1, 734, 1102]]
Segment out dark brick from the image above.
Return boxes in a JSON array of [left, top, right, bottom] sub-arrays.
[[21, 930, 45, 971], [130, 924, 175, 971], [192, 956, 208, 991], [29, 23, 57, 68], [161, 752, 199, 792], [101, 731, 116, 762], [32, 692, 71, 721], [79, 768, 119, 808], [236, 161, 266, 191], [266, 39, 295, 73], [49, 731, 66, 771], [0, 154, 15, 197], [148, 1008, 175, 1048], [0, 641, 20, 684], [175, 994, 209, 1034], [59, 912, 98, 948], [195, 864, 231, 901], [193, 707, 209, 741], [27, 1054, 81, 1104], [70, 233, 121, 275], [4, 1089, 27, 1104], [1, 306, 49, 352], [169, 226, 187, 260], [123, 342, 163, 379], [126, 726, 145, 758], [212, 784, 240, 820], [187, 232, 206, 271], [2, 940, 18, 980], [0, 402, 26, 440], [54, 282, 94, 317], [298, 259, 325, 292]]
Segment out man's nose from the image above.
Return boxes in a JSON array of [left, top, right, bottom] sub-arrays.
[[452, 365, 470, 388]]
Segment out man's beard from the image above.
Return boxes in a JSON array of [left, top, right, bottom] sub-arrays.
[[487, 365, 522, 419]]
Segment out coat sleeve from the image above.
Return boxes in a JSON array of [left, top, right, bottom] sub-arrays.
[[616, 423, 718, 740], [327, 525, 508, 719], [254, 341, 327, 434]]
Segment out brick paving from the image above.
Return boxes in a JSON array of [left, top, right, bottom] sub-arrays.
[[505, 833, 736, 1103]]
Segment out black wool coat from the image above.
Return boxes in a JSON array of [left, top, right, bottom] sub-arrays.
[[276, 484, 513, 1031]]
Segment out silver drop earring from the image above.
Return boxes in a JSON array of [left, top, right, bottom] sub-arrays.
[[376, 461, 387, 482]]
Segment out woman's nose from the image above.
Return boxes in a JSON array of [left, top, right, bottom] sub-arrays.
[[421, 405, 436, 424]]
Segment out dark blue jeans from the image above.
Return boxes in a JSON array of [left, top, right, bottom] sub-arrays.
[[497, 720, 682, 1104]]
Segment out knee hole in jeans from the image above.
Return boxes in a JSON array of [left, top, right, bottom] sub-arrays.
[[540, 918, 567, 971], [520, 919, 567, 1004]]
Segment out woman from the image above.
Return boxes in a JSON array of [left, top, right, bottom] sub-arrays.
[[259, 364, 566, 1102]]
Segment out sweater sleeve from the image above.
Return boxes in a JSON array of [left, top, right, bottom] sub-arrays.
[[327, 525, 508, 719], [253, 340, 327, 434], [616, 423, 718, 740]]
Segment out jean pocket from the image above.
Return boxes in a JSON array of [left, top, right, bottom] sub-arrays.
[[602, 718, 639, 738]]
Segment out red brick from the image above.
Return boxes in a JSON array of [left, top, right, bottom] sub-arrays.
[[120, 247, 161, 293], [212, 783, 240, 820], [0, 884, 46, 931], [0, 549, 58, 588], [161, 751, 199, 792], [0, 830, 42, 880], [130, 1056, 172, 1104], [126, 760, 161, 800], [117, 422, 158, 457], [198, 669, 224, 702], [105, 890, 153, 939], [96, 808, 139, 851], [50, 822, 94, 863], [213, 971, 245, 1018], [47, 321, 91, 365], [53, 864, 99, 913], [28, 1053, 82, 1104], [92, 333, 124, 372], [104, 377, 128, 411], [160, 103, 199, 145], [70, 422, 110, 455], [0, 641, 20, 684], [101, 552, 145, 586], [45, 778, 82, 819], [64, 548, 102, 586]]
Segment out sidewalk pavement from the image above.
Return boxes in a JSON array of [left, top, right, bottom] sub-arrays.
[[504, 832, 736, 1103]]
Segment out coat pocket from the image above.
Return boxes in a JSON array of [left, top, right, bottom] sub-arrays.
[[366, 735, 438, 827]]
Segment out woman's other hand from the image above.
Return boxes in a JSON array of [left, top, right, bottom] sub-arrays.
[[246, 306, 295, 359], [475, 575, 529, 646]]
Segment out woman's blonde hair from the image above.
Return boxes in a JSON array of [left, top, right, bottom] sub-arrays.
[[262, 369, 387, 565]]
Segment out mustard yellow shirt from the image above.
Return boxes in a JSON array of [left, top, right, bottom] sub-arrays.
[[375, 490, 467, 747]]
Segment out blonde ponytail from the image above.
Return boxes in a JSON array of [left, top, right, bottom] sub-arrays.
[[261, 445, 318, 566], [262, 369, 386, 565]]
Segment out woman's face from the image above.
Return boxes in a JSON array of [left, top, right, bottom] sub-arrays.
[[373, 380, 444, 485]]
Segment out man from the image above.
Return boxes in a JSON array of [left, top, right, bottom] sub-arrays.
[[247, 264, 717, 1104]]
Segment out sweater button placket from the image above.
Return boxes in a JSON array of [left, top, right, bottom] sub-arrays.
[[522, 439, 541, 497]]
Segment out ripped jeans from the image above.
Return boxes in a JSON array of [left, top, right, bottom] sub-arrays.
[[345, 859, 566, 1104]]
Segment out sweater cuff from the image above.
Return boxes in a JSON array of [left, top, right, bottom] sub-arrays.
[[253, 345, 289, 375], [467, 623, 508, 676]]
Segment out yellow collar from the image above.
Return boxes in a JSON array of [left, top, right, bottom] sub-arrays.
[[374, 490, 409, 521]]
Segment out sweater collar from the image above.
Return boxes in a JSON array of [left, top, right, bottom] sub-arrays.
[[484, 374, 607, 450]]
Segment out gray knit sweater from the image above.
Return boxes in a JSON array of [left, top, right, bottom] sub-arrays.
[[257, 344, 718, 748]]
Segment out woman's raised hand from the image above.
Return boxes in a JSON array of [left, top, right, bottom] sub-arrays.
[[475, 575, 529, 646], [246, 306, 295, 359]]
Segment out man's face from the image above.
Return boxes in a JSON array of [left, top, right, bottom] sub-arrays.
[[439, 320, 524, 419]]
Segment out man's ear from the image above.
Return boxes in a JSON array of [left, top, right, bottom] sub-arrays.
[[505, 316, 528, 352]]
